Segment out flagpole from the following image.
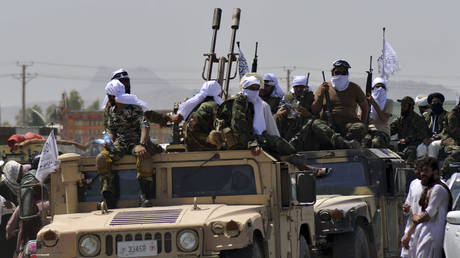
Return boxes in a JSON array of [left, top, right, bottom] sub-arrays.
[[382, 27, 386, 78]]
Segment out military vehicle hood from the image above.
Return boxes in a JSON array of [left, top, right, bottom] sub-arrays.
[[314, 194, 374, 213]]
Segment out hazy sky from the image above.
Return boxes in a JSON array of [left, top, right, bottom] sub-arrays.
[[1, 0, 459, 110]]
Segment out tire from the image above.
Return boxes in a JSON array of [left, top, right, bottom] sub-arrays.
[[299, 235, 312, 258], [219, 239, 264, 258], [332, 226, 370, 258]]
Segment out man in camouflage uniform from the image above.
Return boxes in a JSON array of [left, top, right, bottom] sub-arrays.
[[274, 75, 314, 141], [441, 97, 460, 177], [259, 73, 284, 114], [390, 96, 430, 165], [103, 69, 132, 130], [164, 81, 223, 151], [97, 80, 163, 208]]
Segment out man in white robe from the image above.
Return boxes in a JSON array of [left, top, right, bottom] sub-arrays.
[[411, 158, 451, 258]]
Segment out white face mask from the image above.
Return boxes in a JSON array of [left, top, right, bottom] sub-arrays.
[[330, 75, 350, 91], [243, 89, 260, 103]]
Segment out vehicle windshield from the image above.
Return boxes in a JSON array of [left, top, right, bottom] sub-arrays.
[[172, 165, 257, 197], [311, 162, 367, 191]]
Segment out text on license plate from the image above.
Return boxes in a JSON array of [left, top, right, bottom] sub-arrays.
[[117, 240, 158, 257]]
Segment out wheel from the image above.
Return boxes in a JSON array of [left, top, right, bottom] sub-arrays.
[[219, 239, 264, 258], [332, 226, 370, 258], [299, 234, 312, 258]]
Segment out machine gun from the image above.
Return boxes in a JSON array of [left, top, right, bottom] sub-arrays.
[[201, 8, 241, 100], [365, 56, 373, 124], [251, 42, 258, 73], [322, 71, 334, 129]]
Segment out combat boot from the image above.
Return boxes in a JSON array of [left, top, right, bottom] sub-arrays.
[[138, 177, 153, 207]]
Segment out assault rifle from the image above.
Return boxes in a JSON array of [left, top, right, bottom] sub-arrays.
[[322, 71, 334, 129], [365, 56, 373, 124], [251, 42, 258, 73]]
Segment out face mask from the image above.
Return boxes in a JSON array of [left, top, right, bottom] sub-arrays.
[[243, 89, 260, 103], [331, 75, 350, 91], [431, 103, 443, 114]]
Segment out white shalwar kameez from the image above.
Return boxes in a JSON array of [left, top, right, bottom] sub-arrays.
[[414, 184, 449, 258], [401, 179, 424, 258]]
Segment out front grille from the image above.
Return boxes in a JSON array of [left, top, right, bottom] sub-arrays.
[[105, 231, 173, 256], [110, 209, 182, 226]]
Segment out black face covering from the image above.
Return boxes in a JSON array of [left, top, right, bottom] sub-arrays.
[[431, 103, 444, 114]]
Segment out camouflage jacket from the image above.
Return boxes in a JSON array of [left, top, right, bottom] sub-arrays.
[[144, 110, 170, 127], [106, 104, 149, 146], [444, 105, 460, 144], [274, 91, 315, 140], [390, 110, 429, 146], [183, 98, 218, 151], [216, 94, 258, 149], [260, 95, 281, 114], [423, 109, 448, 139]]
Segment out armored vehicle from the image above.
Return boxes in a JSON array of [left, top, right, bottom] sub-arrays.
[[301, 148, 409, 258], [33, 150, 317, 257]]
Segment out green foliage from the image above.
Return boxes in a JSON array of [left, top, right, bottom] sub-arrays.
[[86, 99, 100, 111]]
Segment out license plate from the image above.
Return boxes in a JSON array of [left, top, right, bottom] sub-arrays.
[[117, 240, 158, 257]]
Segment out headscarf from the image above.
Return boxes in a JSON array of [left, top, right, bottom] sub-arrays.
[[263, 73, 284, 98], [240, 76, 266, 135], [1, 160, 28, 195], [290, 75, 309, 94], [370, 77, 388, 121], [111, 68, 129, 80], [103, 80, 149, 111], [331, 74, 350, 91], [177, 81, 223, 120], [415, 94, 428, 107]]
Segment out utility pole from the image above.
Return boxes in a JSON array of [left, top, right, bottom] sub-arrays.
[[284, 66, 296, 93], [13, 62, 37, 126]]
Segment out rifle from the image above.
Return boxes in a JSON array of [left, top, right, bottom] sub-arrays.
[[306, 72, 310, 89], [322, 71, 334, 129], [251, 42, 258, 73], [365, 56, 373, 124]]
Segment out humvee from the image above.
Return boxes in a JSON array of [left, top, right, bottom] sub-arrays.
[[34, 150, 317, 257], [299, 148, 410, 258]]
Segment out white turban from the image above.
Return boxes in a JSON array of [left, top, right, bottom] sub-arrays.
[[177, 81, 223, 121], [263, 73, 285, 98], [1, 160, 22, 194], [241, 76, 266, 135], [292, 75, 307, 87], [415, 94, 429, 107], [103, 80, 149, 111], [370, 77, 387, 121], [111, 68, 129, 80]]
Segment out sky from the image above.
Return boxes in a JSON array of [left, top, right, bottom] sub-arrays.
[[1, 0, 459, 115]]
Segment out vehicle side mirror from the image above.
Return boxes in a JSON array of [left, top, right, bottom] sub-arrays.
[[446, 211, 460, 225], [292, 171, 316, 204], [394, 168, 416, 196]]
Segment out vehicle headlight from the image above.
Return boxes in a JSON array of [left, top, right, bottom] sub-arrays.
[[79, 234, 100, 257], [177, 230, 198, 252]]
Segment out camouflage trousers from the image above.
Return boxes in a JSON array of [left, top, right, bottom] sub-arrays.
[[335, 122, 368, 142], [96, 140, 163, 194], [363, 130, 390, 148], [441, 144, 460, 178], [397, 143, 417, 166], [290, 118, 349, 151], [255, 132, 296, 159]]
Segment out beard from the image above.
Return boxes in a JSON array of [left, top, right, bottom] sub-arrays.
[[421, 175, 435, 186]]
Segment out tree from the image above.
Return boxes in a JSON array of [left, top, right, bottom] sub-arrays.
[[86, 99, 100, 111], [14, 105, 46, 126], [60, 89, 84, 111], [46, 104, 61, 123]]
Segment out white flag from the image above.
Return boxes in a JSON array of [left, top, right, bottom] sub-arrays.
[[238, 45, 250, 79], [36, 130, 61, 183], [378, 40, 400, 80]]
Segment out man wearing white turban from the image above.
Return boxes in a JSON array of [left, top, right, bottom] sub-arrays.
[[97, 79, 164, 208], [415, 94, 430, 115], [157, 81, 223, 151], [275, 75, 315, 142], [259, 73, 285, 114], [363, 77, 394, 148]]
